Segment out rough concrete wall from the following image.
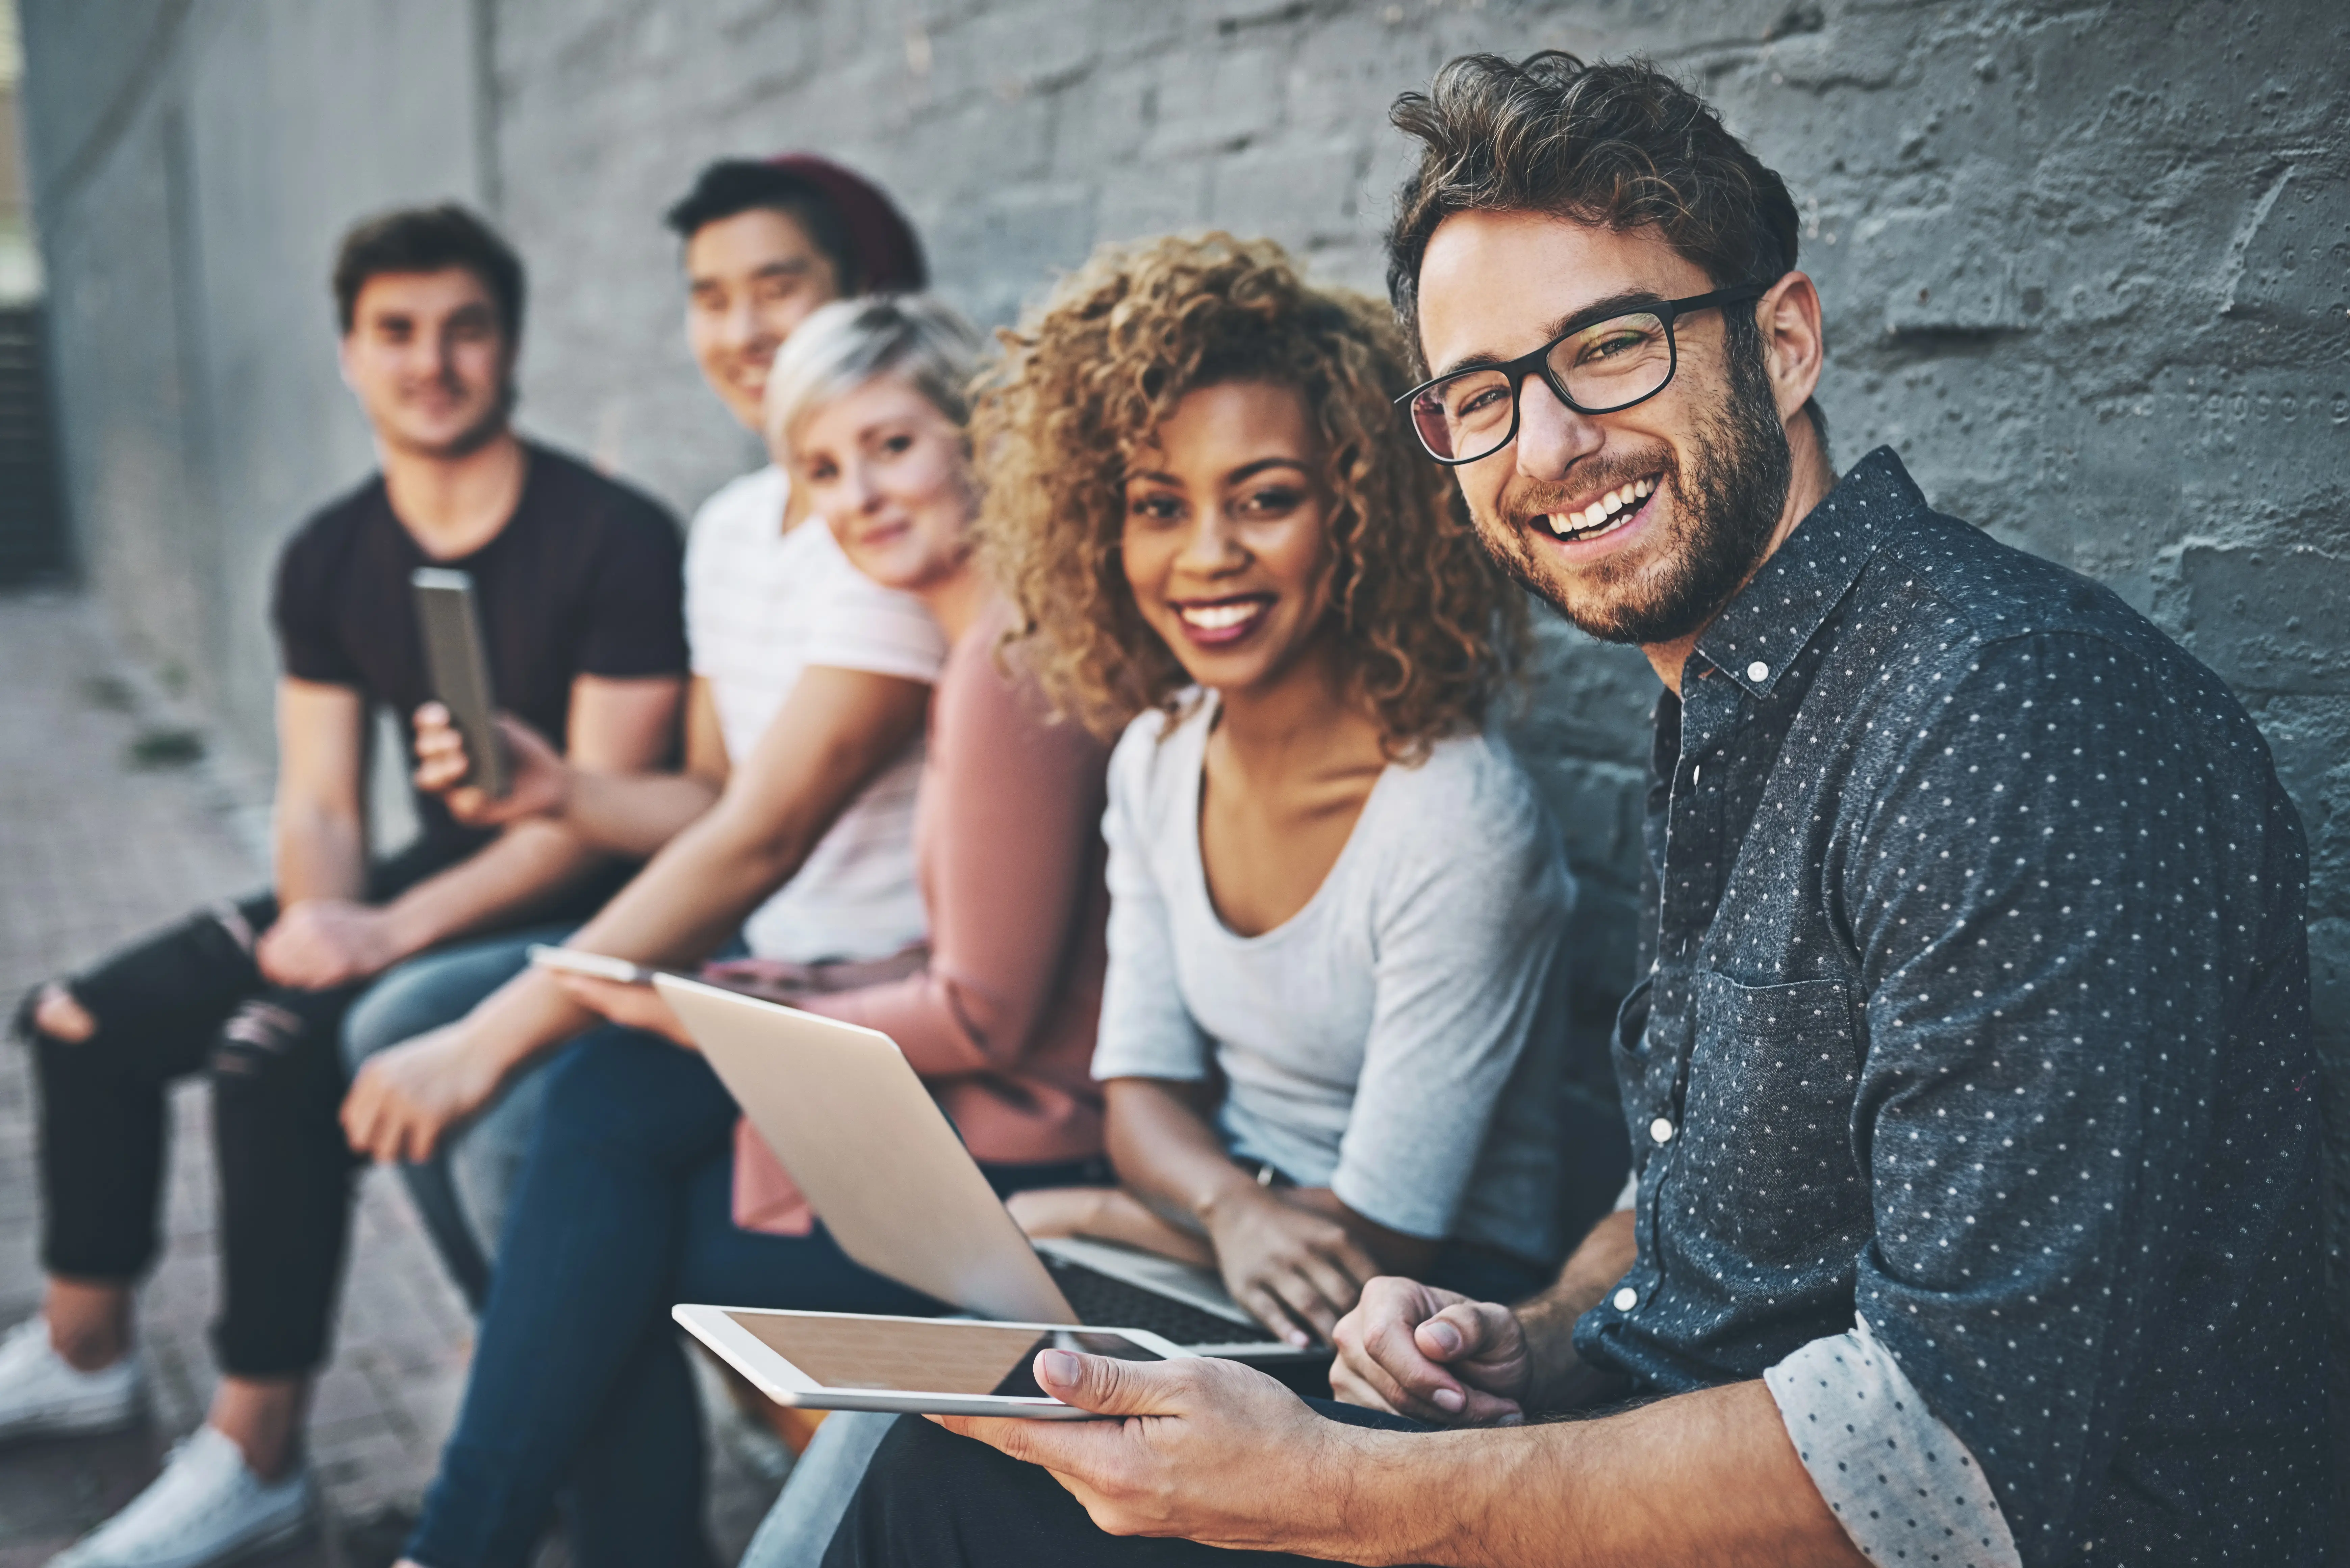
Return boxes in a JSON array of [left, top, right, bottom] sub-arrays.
[[17, 0, 487, 747], [19, 0, 2350, 1498]]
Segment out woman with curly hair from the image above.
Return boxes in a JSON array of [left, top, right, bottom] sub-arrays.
[[989, 233, 1575, 1346]]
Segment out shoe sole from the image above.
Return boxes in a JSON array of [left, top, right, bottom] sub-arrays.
[[206, 1506, 316, 1568], [0, 1397, 145, 1445], [54, 1497, 314, 1568]]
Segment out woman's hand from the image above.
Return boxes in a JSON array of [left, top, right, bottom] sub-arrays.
[[342, 1023, 508, 1164], [412, 703, 572, 827], [1201, 1184, 1382, 1348], [550, 971, 697, 1048]]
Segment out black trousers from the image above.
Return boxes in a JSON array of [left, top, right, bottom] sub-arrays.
[[20, 841, 464, 1379], [822, 1396, 1427, 1568]]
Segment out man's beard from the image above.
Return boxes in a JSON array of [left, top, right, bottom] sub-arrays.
[[1478, 339, 1793, 646]]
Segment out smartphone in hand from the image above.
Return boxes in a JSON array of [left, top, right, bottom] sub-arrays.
[[411, 568, 512, 798]]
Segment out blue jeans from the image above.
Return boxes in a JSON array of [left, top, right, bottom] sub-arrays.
[[406, 1022, 1105, 1568], [341, 925, 574, 1307]]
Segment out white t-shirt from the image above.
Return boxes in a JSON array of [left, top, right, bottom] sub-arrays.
[[1089, 696, 1575, 1264], [684, 466, 946, 962]]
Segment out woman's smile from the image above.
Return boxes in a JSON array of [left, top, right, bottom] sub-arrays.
[[1170, 593, 1277, 648]]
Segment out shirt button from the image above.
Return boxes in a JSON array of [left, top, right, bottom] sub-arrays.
[[1612, 1286, 1639, 1312], [1649, 1116, 1675, 1145], [1746, 660, 1770, 682]]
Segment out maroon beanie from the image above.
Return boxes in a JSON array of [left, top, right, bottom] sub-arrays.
[[765, 154, 927, 294]]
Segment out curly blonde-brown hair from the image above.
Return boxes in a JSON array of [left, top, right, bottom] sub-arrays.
[[975, 232, 1521, 758]]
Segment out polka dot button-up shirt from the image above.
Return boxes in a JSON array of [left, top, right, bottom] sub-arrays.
[[1574, 449, 2326, 1565]]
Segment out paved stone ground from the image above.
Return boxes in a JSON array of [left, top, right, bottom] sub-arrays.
[[0, 592, 785, 1565]]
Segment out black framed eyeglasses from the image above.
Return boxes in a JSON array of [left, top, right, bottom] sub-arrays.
[[1395, 284, 1770, 465]]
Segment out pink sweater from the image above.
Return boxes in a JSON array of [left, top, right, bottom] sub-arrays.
[[730, 597, 1111, 1230]]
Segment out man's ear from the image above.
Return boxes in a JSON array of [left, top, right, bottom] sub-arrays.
[[1757, 271, 1825, 424], [334, 332, 357, 392]]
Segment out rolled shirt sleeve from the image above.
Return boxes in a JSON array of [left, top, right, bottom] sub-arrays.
[[1766, 1315, 2021, 1568]]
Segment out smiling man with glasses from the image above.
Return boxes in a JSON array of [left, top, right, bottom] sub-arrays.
[[820, 51, 2327, 1568]]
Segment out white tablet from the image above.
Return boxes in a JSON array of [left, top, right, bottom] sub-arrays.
[[673, 1305, 1192, 1420]]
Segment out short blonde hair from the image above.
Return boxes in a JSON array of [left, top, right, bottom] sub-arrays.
[[763, 294, 985, 463], [974, 233, 1522, 756]]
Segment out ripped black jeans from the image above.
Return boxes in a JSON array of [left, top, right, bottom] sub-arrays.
[[19, 842, 457, 1379]]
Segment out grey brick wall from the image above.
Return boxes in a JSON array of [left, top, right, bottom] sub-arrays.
[[20, 0, 2349, 1506]]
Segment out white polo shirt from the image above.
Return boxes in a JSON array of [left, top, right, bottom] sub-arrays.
[[683, 465, 946, 962]]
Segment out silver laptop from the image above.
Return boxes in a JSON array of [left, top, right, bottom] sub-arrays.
[[655, 972, 1300, 1359]]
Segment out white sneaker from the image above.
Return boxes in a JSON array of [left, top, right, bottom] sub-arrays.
[[0, 1315, 143, 1440], [50, 1425, 314, 1568]]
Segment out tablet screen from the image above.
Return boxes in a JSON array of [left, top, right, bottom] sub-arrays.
[[725, 1313, 1166, 1398]]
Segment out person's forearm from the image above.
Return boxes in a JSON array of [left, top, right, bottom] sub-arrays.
[[1283, 1379, 1854, 1568], [274, 805, 368, 905], [454, 965, 601, 1082], [1105, 1080, 1260, 1238], [557, 664, 928, 968], [554, 768, 722, 860], [1516, 1209, 1637, 1413], [560, 791, 824, 972], [1317, 1379, 1864, 1568], [378, 820, 607, 956], [1061, 1187, 1220, 1268]]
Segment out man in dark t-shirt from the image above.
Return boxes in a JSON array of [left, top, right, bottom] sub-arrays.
[[274, 440, 686, 866], [4, 206, 688, 1568]]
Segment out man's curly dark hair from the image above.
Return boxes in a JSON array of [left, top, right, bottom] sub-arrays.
[[1386, 50, 1825, 447]]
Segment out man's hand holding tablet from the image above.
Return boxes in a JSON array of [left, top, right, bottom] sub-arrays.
[[930, 1347, 1374, 1550]]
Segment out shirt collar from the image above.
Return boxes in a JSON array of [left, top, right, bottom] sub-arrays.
[[1695, 446, 1923, 699]]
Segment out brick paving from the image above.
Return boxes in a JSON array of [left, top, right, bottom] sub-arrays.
[[0, 592, 785, 1565]]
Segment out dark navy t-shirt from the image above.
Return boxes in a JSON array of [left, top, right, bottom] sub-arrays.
[[271, 441, 689, 860]]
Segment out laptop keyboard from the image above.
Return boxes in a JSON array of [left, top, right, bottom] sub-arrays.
[[1042, 1254, 1270, 1347]]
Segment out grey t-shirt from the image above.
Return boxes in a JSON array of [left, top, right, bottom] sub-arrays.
[[1090, 698, 1575, 1264]]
